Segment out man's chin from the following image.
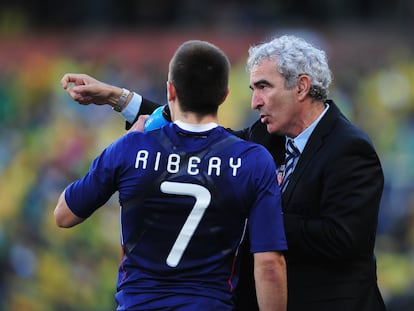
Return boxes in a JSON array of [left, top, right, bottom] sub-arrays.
[[266, 124, 282, 136], [265, 123, 275, 134]]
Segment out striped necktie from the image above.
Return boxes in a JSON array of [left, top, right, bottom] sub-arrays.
[[281, 139, 300, 192]]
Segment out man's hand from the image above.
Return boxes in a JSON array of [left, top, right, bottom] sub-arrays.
[[128, 115, 149, 133], [60, 73, 124, 106]]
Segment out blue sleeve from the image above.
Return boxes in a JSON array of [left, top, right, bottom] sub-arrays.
[[64, 139, 123, 219], [248, 147, 287, 253]]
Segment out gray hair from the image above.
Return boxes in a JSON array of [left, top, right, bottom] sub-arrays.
[[246, 35, 332, 101]]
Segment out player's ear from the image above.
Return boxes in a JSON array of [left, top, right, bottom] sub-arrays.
[[167, 81, 176, 102]]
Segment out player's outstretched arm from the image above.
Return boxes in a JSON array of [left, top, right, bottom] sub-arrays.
[[54, 190, 85, 228], [254, 251, 287, 311], [60, 73, 132, 109]]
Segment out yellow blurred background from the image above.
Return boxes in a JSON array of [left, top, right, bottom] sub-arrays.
[[1, 1, 414, 310]]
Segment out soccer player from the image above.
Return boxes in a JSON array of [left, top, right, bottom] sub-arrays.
[[54, 40, 287, 311]]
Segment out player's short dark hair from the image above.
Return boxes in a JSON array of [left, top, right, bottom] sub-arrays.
[[169, 40, 230, 115]]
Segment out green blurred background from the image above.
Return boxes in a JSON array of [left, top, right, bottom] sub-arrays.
[[1, 1, 414, 310]]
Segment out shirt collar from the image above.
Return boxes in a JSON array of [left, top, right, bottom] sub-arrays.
[[286, 103, 330, 153], [174, 120, 218, 132]]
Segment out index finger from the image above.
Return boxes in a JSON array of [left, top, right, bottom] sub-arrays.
[[60, 73, 74, 89], [60, 73, 86, 89]]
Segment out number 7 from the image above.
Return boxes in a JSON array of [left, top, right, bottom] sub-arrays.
[[160, 181, 211, 267]]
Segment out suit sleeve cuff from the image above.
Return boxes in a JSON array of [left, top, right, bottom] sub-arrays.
[[120, 92, 142, 124]]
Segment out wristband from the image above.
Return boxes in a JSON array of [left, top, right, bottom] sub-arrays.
[[112, 88, 130, 112]]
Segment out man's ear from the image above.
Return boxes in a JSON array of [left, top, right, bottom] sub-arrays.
[[296, 75, 311, 100], [167, 81, 176, 102]]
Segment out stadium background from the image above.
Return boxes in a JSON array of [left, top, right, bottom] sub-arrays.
[[1, 1, 414, 310]]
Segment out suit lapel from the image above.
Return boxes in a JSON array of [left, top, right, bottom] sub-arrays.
[[282, 101, 341, 203]]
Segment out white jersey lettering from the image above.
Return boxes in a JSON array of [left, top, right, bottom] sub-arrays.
[[188, 156, 201, 175], [135, 150, 149, 169], [134, 150, 242, 176], [208, 157, 221, 176], [229, 157, 242, 176]]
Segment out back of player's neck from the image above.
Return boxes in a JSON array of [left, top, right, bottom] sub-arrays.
[[175, 120, 218, 132]]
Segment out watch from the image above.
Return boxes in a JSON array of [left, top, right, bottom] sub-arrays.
[[112, 88, 130, 112]]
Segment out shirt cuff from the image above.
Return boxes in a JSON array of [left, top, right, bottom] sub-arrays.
[[120, 92, 141, 123]]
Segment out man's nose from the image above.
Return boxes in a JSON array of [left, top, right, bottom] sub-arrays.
[[251, 93, 262, 110]]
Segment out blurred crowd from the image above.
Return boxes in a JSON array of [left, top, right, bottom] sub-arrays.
[[1, 2, 414, 310]]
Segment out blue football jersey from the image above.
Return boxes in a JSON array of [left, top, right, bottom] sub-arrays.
[[65, 123, 287, 310]]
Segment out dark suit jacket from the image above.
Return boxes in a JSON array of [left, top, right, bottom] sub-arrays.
[[135, 99, 386, 311]]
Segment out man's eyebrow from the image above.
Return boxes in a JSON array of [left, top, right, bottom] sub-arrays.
[[250, 79, 272, 90]]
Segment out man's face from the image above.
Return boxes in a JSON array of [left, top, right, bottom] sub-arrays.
[[249, 59, 299, 136]]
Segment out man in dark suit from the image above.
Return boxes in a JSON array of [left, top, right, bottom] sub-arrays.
[[61, 34, 386, 311]]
